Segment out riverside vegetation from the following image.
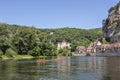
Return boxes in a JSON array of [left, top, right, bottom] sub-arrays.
[[0, 23, 102, 59]]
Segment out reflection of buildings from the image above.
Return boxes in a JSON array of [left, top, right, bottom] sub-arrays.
[[57, 57, 71, 76], [73, 57, 105, 71], [71, 57, 107, 79], [56, 57, 120, 80], [102, 57, 120, 80]]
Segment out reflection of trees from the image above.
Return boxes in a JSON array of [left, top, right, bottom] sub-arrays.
[[0, 60, 17, 80], [16, 59, 46, 80], [1, 57, 120, 80], [101, 57, 120, 80], [0, 59, 47, 80], [57, 57, 71, 76]]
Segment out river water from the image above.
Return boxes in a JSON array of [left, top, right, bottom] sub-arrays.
[[0, 56, 120, 80]]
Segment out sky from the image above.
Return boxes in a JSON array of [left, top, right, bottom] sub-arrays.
[[0, 0, 120, 29]]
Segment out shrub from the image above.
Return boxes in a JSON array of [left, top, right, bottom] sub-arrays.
[[58, 48, 71, 56], [0, 49, 3, 58], [108, 24, 116, 29], [5, 48, 18, 58], [102, 38, 109, 44]]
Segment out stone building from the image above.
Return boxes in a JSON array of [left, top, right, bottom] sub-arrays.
[[87, 40, 102, 53], [49, 32, 54, 35], [57, 40, 70, 49], [75, 46, 86, 54]]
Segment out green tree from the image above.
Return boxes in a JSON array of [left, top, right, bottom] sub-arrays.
[[5, 48, 18, 58]]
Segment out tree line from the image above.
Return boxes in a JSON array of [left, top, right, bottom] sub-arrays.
[[41, 27, 103, 52], [0, 23, 103, 58]]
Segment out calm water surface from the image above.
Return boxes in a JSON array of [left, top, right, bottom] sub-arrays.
[[0, 56, 120, 80]]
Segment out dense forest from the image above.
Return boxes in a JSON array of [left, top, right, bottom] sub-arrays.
[[0, 23, 102, 59]]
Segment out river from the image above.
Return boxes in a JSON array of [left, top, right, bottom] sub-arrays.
[[0, 56, 120, 80]]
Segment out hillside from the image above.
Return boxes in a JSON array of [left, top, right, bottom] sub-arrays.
[[40, 28, 103, 51], [0, 23, 102, 58], [0, 23, 55, 58]]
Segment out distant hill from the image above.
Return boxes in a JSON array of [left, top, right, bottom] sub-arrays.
[[40, 28, 103, 51]]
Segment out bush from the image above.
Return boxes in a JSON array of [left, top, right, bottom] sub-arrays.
[[5, 48, 18, 58], [28, 46, 40, 56], [0, 49, 3, 58], [58, 48, 71, 56], [108, 24, 116, 29], [102, 38, 109, 44]]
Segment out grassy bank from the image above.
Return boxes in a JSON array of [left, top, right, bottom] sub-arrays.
[[1, 55, 34, 60], [1, 54, 49, 60]]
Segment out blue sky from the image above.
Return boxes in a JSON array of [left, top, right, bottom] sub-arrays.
[[0, 0, 119, 29]]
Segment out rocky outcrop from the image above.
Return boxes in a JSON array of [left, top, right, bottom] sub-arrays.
[[103, 2, 120, 43], [96, 1, 120, 56]]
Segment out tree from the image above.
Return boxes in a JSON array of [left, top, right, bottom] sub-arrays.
[[5, 48, 18, 58]]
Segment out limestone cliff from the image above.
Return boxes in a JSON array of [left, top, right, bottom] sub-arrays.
[[103, 2, 120, 43]]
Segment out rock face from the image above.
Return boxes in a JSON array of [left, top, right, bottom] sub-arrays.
[[103, 2, 120, 43]]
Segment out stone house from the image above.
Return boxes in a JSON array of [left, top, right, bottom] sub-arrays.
[[88, 40, 102, 53], [75, 46, 86, 54], [57, 40, 70, 49], [86, 46, 92, 53], [49, 32, 54, 35]]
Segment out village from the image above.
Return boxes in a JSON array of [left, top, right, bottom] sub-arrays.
[[71, 2, 120, 56]]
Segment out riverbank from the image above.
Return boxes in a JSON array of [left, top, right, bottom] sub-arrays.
[[72, 52, 96, 56], [0, 54, 65, 60], [96, 52, 120, 56], [1, 55, 51, 60], [1, 55, 34, 60]]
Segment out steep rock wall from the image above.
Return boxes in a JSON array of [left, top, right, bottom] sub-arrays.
[[103, 2, 120, 43]]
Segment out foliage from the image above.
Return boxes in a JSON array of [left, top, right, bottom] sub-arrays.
[[5, 48, 18, 58], [0, 23, 56, 57], [41, 28, 103, 52], [58, 48, 71, 56], [0, 49, 3, 58], [0, 23, 102, 57], [108, 24, 116, 29], [102, 38, 109, 44]]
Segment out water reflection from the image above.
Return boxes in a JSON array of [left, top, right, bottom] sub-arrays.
[[0, 57, 120, 80], [56, 57, 71, 79], [101, 57, 120, 80]]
